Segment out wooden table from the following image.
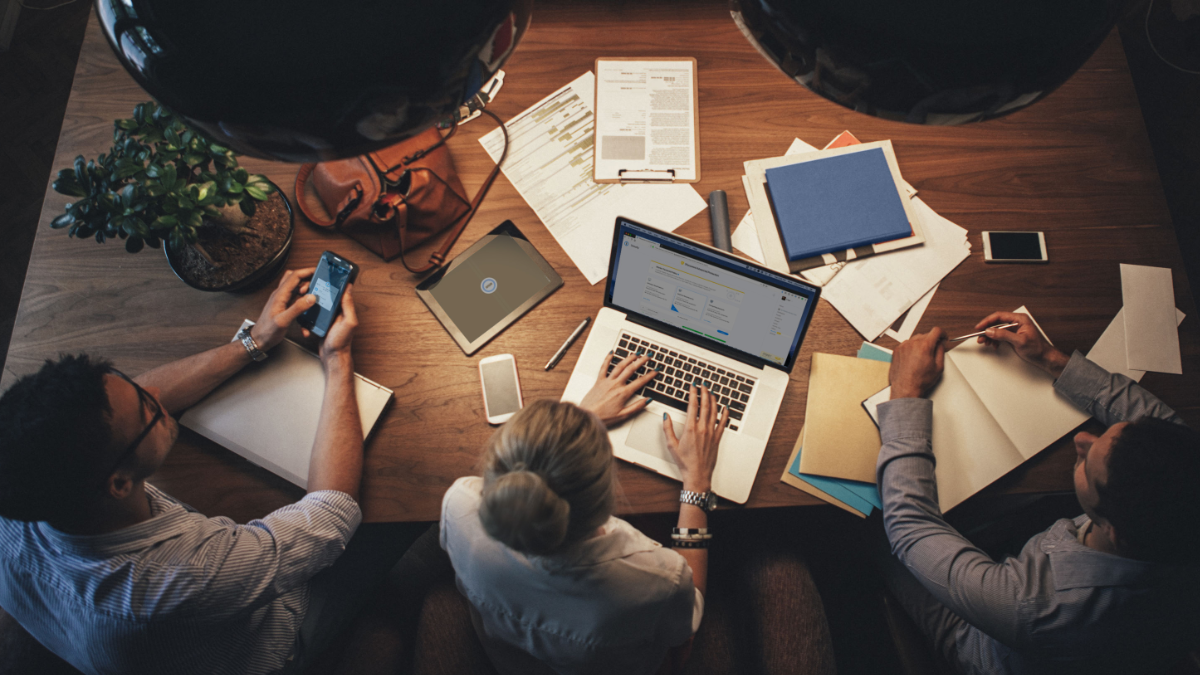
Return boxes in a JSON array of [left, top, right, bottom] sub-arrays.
[[6, 0, 1198, 524]]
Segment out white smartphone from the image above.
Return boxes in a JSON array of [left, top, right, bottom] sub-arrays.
[[982, 231, 1048, 263], [479, 354, 523, 425]]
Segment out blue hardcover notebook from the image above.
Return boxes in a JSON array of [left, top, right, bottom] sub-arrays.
[[764, 148, 911, 261]]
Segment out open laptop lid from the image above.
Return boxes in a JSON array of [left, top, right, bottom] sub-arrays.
[[604, 217, 820, 373]]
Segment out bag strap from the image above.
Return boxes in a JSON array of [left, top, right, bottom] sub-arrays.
[[395, 109, 509, 275]]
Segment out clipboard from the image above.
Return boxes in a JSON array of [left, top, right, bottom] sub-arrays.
[[593, 57, 700, 184]]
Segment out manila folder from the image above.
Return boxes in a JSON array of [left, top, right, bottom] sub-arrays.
[[797, 353, 891, 484]]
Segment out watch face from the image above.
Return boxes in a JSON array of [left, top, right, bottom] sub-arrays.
[[705, 492, 718, 511]]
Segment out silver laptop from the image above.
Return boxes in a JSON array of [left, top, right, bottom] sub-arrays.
[[562, 217, 820, 504]]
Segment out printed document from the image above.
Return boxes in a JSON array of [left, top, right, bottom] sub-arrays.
[[594, 59, 698, 181], [480, 72, 705, 284]]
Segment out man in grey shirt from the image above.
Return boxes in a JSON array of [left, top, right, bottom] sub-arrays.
[[0, 269, 419, 675], [878, 310, 1199, 675]]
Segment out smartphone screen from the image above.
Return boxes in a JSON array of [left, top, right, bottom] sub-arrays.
[[300, 253, 354, 337], [481, 357, 521, 421], [986, 232, 1045, 260]]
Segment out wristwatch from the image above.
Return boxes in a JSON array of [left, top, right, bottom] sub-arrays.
[[679, 489, 718, 512], [237, 327, 268, 362]]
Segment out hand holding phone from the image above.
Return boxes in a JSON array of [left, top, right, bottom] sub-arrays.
[[299, 251, 360, 338]]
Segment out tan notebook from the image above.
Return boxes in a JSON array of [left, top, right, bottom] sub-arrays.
[[179, 321, 393, 488], [797, 353, 891, 483]]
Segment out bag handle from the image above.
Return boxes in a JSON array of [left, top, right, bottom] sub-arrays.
[[395, 109, 509, 275]]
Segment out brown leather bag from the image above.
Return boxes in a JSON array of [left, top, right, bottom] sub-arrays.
[[295, 111, 507, 274]]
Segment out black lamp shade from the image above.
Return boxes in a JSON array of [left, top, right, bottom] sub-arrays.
[[731, 0, 1122, 124], [96, 0, 532, 161]]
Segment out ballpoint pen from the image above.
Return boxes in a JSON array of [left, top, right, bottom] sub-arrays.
[[950, 322, 1020, 342], [545, 317, 592, 371]]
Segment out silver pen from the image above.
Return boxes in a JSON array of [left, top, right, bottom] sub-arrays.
[[950, 322, 1020, 342], [545, 317, 592, 371]]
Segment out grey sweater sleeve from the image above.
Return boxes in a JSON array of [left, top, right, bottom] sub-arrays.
[[1054, 352, 1183, 427]]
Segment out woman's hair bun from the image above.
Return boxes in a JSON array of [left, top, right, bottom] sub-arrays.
[[479, 469, 571, 556]]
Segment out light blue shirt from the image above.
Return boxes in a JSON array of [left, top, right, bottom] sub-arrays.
[[0, 484, 361, 675], [877, 353, 1199, 675]]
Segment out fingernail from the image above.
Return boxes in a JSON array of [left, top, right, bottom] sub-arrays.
[[663, 412, 668, 421], [608, 350, 613, 355]]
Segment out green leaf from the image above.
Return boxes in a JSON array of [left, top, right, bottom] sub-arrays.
[[245, 185, 269, 201], [114, 163, 142, 180], [168, 230, 186, 252], [183, 152, 206, 168], [52, 170, 85, 197], [192, 182, 212, 202], [116, 118, 138, 131], [235, 168, 249, 183], [145, 234, 161, 249], [185, 210, 203, 229], [144, 182, 166, 197], [239, 199, 257, 217], [125, 236, 145, 253], [221, 176, 244, 194], [152, 215, 179, 230], [50, 213, 74, 229]]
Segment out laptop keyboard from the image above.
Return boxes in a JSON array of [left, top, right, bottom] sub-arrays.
[[608, 332, 755, 431]]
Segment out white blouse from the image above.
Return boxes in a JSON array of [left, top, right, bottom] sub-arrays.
[[440, 476, 702, 675]]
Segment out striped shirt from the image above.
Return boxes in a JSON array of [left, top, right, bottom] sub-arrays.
[[0, 484, 361, 675]]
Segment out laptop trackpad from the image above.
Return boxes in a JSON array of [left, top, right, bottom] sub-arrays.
[[624, 412, 681, 466]]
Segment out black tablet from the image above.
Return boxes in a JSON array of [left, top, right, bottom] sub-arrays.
[[416, 221, 563, 355]]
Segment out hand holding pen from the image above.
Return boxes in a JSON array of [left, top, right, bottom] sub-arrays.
[[970, 311, 1070, 378]]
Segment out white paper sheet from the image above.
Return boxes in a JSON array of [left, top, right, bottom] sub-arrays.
[[480, 72, 706, 284], [821, 199, 970, 340], [948, 338, 1089, 459], [594, 60, 697, 181], [884, 283, 938, 342], [1088, 307, 1186, 381], [1120, 264, 1182, 374], [929, 356, 1027, 512]]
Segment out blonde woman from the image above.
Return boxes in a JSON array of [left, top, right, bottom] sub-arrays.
[[439, 353, 724, 675]]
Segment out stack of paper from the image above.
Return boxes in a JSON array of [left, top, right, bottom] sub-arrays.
[[480, 72, 706, 285], [1083, 264, 1184, 380], [732, 132, 970, 341]]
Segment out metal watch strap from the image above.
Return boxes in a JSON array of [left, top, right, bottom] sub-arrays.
[[679, 489, 716, 512], [237, 328, 268, 362]]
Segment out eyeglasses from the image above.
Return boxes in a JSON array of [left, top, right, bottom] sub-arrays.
[[101, 369, 165, 486]]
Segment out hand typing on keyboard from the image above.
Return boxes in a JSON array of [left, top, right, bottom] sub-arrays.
[[662, 384, 729, 493], [579, 353, 660, 427]]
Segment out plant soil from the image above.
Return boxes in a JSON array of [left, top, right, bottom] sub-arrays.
[[173, 191, 290, 289]]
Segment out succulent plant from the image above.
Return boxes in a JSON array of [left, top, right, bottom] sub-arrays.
[[50, 101, 276, 266]]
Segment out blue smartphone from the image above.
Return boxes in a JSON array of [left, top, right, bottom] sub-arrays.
[[298, 251, 359, 338]]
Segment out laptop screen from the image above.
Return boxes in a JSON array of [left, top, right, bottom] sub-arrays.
[[605, 218, 820, 372]]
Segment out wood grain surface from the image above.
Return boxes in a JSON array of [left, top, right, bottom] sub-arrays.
[[5, 0, 1197, 524]]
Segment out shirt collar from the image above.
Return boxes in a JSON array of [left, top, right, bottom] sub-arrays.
[[1044, 515, 1162, 591], [534, 517, 662, 569], [37, 484, 192, 557]]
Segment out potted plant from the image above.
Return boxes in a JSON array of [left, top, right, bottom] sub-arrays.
[[49, 101, 294, 291]]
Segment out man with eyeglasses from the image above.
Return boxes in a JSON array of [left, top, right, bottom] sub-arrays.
[[0, 268, 417, 675]]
